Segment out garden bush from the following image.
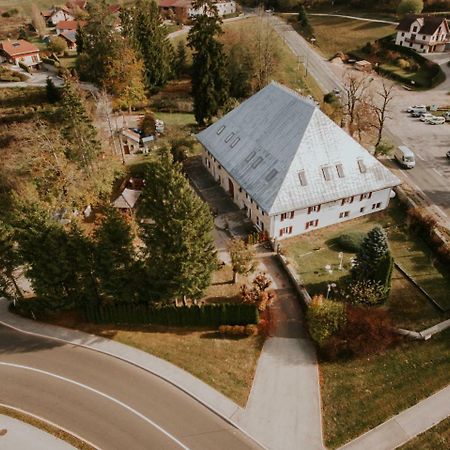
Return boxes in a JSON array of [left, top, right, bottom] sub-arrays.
[[322, 307, 399, 360], [334, 231, 366, 253], [306, 296, 347, 346], [342, 279, 386, 306]]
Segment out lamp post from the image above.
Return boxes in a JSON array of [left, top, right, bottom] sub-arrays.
[[326, 283, 337, 300], [338, 252, 344, 270]]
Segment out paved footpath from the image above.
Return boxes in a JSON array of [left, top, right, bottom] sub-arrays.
[[0, 414, 74, 450], [339, 385, 450, 450]]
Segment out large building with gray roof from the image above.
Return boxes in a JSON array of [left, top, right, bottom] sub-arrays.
[[196, 82, 401, 239]]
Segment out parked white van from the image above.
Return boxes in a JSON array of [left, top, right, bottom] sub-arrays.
[[394, 146, 415, 169]]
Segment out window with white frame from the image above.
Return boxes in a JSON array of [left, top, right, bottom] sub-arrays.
[[360, 207, 366, 213], [305, 219, 319, 230], [307, 205, 321, 214], [360, 192, 372, 201], [339, 211, 350, 219], [372, 202, 382, 210], [341, 196, 354, 205], [280, 211, 295, 221], [279, 226, 293, 237]]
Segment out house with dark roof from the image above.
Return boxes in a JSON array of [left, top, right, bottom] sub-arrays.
[[0, 39, 41, 67], [395, 15, 449, 53], [197, 82, 401, 239], [159, 0, 236, 19]]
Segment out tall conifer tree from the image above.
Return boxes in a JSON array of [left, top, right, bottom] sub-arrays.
[[139, 152, 216, 301], [188, 1, 229, 125], [60, 76, 101, 170]]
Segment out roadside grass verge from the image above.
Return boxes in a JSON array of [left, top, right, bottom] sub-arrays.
[[398, 416, 450, 450], [320, 328, 450, 449], [50, 313, 263, 407], [284, 200, 450, 328], [0, 405, 95, 450]]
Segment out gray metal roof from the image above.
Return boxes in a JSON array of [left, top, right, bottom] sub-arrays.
[[196, 82, 401, 215]]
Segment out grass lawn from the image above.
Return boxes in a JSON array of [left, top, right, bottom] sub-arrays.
[[50, 313, 263, 407], [284, 200, 450, 327], [398, 416, 450, 450], [320, 328, 450, 449], [379, 63, 434, 88], [304, 16, 396, 58], [154, 112, 195, 127]]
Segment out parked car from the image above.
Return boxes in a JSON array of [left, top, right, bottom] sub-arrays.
[[419, 113, 434, 122], [428, 116, 446, 125], [407, 105, 427, 114], [394, 146, 415, 169], [446, 150, 450, 159], [443, 111, 450, 122]]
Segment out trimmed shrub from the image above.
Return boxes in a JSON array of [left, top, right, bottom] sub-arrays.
[[334, 232, 366, 253], [306, 296, 347, 346]]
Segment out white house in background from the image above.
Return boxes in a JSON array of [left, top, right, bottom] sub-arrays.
[[0, 39, 41, 67], [197, 82, 401, 240], [395, 15, 449, 53], [42, 7, 75, 26], [121, 128, 156, 155], [158, 0, 236, 18]]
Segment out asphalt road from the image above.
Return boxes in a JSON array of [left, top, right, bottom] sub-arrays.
[[0, 325, 262, 450]]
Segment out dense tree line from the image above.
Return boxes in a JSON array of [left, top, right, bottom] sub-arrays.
[[0, 153, 216, 311]]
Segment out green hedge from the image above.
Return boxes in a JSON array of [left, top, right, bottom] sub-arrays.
[[84, 303, 259, 327], [377, 37, 445, 88], [18, 62, 31, 73]]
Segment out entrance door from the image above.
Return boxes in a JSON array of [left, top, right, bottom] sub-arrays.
[[228, 179, 234, 199]]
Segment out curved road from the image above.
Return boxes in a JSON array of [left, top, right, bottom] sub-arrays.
[[0, 324, 262, 450]]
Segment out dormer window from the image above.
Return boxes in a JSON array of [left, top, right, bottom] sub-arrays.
[[224, 132, 234, 143], [217, 125, 225, 135], [322, 166, 332, 181], [298, 170, 308, 186]]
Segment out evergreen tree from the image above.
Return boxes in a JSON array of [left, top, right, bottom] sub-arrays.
[[297, 4, 313, 36], [174, 40, 188, 78], [60, 75, 101, 170], [75, 0, 120, 85], [0, 220, 23, 300], [188, 1, 229, 125], [139, 152, 216, 301], [15, 210, 97, 310], [46, 77, 61, 103], [351, 226, 390, 281], [94, 209, 141, 303], [121, 0, 174, 92], [75, 22, 86, 54]]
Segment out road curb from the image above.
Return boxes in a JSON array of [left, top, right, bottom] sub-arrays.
[[0, 299, 266, 450]]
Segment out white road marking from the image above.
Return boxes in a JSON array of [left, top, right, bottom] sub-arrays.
[[0, 402, 100, 450], [416, 153, 425, 161], [432, 168, 443, 177], [0, 362, 190, 450]]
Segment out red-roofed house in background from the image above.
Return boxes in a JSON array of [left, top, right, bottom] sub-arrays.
[[56, 20, 86, 35], [0, 39, 41, 68], [41, 7, 75, 26], [395, 15, 449, 53]]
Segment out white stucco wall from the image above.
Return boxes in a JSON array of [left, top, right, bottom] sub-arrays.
[[189, 1, 236, 17], [202, 149, 394, 240], [13, 53, 41, 67], [49, 10, 74, 25]]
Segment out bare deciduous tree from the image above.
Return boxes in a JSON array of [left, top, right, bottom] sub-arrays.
[[342, 73, 371, 135], [372, 80, 394, 147], [253, 8, 276, 91]]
